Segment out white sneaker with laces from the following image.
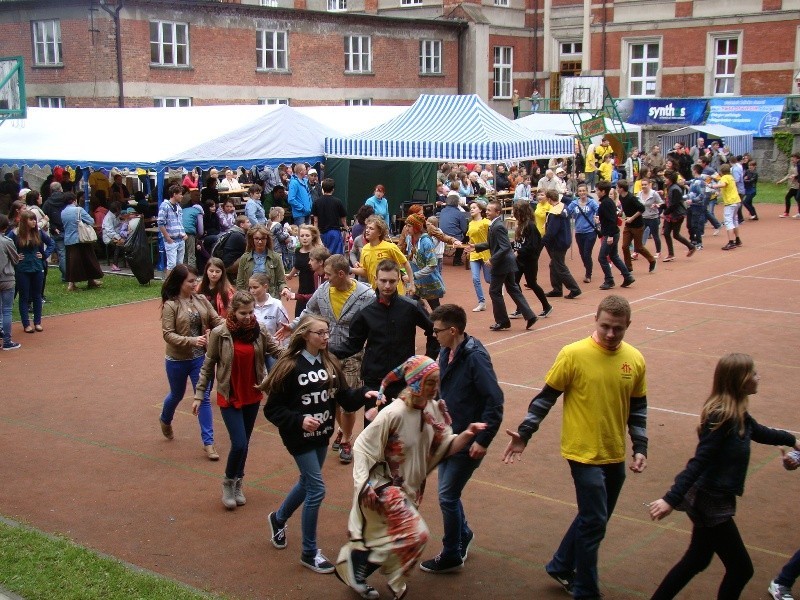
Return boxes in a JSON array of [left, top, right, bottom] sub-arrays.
[[301, 549, 335, 574], [769, 580, 795, 600], [793, 214, 800, 219], [472, 302, 486, 312]]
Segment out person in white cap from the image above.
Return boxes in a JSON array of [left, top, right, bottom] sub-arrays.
[[307, 168, 322, 204]]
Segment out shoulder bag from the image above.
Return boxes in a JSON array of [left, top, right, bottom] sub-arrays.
[[76, 207, 98, 244]]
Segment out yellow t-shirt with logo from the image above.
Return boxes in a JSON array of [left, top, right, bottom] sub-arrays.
[[719, 174, 740, 206], [467, 218, 490, 262], [359, 240, 407, 295], [545, 336, 647, 465], [329, 280, 356, 320]]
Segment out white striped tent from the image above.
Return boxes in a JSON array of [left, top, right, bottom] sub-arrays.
[[324, 94, 574, 163], [659, 124, 753, 156]]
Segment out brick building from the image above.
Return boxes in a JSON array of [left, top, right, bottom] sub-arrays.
[[0, 0, 798, 116]]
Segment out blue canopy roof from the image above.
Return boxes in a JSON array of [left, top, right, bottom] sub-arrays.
[[324, 94, 573, 162]]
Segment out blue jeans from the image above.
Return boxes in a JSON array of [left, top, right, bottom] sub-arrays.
[[775, 547, 800, 587], [547, 461, 626, 599], [741, 191, 757, 217], [641, 218, 662, 254], [706, 199, 721, 229], [17, 270, 44, 328], [220, 403, 260, 479], [53, 235, 66, 281], [575, 232, 596, 279], [688, 207, 707, 245], [470, 259, 491, 303], [597, 233, 630, 284], [438, 453, 482, 558], [277, 445, 327, 555], [1, 287, 13, 345], [293, 215, 309, 226], [160, 356, 214, 445]]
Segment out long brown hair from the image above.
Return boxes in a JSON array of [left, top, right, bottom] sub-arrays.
[[15, 210, 42, 248], [259, 314, 345, 396], [245, 225, 274, 252], [198, 257, 233, 311], [513, 200, 534, 242], [700, 353, 755, 436], [299, 224, 323, 249]]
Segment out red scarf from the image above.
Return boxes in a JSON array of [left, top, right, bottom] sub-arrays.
[[225, 313, 260, 344]]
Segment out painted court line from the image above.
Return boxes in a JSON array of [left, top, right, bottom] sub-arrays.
[[731, 274, 800, 283], [652, 298, 800, 317]]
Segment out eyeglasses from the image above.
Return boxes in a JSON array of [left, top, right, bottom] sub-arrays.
[[253, 237, 267, 242], [432, 326, 452, 335], [310, 329, 330, 338]]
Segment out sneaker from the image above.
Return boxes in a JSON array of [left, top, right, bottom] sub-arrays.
[[564, 290, 581, 299], [544, 290, 563, 298], [735, 239, 742, 246], [780, 212, 789, 218], [301, 549, 335, 574], [768, 580, 794, 600], [582, 276, 591, 283], [538, 306, 553, 318], [750, 215, 759, 221], [722, 241, 736, 251], [631, 252, 639, 260], [339, 442, 353, 464], [713, 226, 722, 236], [547, 568, 574, 594], [648, 260, 657, 273], [419, 553, 463, 573], [621, 276, 635, 288], [599, 281, 615, 290], [686, 247, 696, 258], [331, 430, 343, 451], [695, 244, 704, 250], [111, 264, 121, 272], [509, 310, 522, 319], [460, 530, 474, 561], [472, 302, 486, 312], [2, 341, 21, 351], [334, 549, 379, 599], [662, 255, 675, 262], [654, 253, 660, 258], [268, 512, 287, 549], [793, 214, 800, 219]]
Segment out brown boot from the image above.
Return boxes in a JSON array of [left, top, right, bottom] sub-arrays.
[[204, 444, 220, 461], [159, 419, 173, 440]]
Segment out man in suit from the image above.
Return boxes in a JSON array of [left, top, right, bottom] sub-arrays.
[[467, 200, 536, 331]]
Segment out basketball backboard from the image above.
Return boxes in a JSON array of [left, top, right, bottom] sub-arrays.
[[0, 56, 27, 122], [560, 76, 604, 111]]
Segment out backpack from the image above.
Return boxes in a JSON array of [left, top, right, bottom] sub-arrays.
[[211, 229, 235, 259]]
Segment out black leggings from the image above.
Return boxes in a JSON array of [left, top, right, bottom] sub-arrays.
[[650, 519, 753, 600], [515, 245, 549, 310], [785, 189, 799, 214], [662, 218, 693, 256]]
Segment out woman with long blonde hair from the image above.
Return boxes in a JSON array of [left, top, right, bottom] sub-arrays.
[[262, 315, 374, 575], [648, 353, 800, 599]]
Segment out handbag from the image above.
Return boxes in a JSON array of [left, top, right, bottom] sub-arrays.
[[76, 207, 98, 243], [576, 203, 602, 239]]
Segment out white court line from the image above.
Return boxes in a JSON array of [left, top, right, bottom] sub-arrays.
[[731, 274, 800, 283], [483, 251, 800, 348], [498, 381, 541, 391], [652, 298, 800, 317]]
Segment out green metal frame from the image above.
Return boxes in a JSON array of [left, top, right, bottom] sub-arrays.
[[569, 84, 633, 155], [0, 56, 27, 123]]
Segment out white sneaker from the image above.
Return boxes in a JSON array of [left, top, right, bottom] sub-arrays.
[[472, 302, 486, 312], [768, 580, 794, 600], [793, 214, 800, 219], [713, 226, 721, 236]]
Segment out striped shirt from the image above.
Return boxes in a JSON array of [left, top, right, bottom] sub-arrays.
[[157, 199, 185, 240]]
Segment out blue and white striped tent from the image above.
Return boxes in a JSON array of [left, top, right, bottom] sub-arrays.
[[324, 94, 573, 162]]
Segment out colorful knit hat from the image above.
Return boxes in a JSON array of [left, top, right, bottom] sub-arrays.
[[406, 203, 424, 215], [377, 355, 439, 403], [405, 212, 427, 232]]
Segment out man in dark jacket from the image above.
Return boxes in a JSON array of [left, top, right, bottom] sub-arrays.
[[332, 259, 438, 420], [41, 181, 69, 281], [438, 192, 468, 265], [219, 215, 250, 281], [420, 304, 504, 574], [542, 190, 581, 299], [596, 181, 634, 290], [467, 200, 536, 331]]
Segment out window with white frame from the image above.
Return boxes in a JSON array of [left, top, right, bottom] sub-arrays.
[[258, 98, 289, 105], [345, 99, 372, 106], [32, 20, 62, 66], [713, 36, 739, 95], [37, 96, 65, 108], [560, 42, 582, 56], [153, 97, 192, 108], [401, 0, 422, 5], [150, 21, 189, 67], [628, 42, 659, 97], [494, 0, 509, 6], [257, 30, 288, 71], [259, 0, 278, 6], [328, 0, 347, 10], [493, 46, 513, 99], [344, 36, 371, 73], [419, 40, 442, 75]]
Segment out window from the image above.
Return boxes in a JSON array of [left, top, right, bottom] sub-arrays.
[[401, 0, 423, 4], [419, 40, 442, 75], [37, 96, 65, 108], [344, 36, 371, 73], [258, 98, 289, 105], [150, 21, 189, 67], [493, 46, 513, 99], [494, 0, 509, 6], [345, 99, 372, 106], [560, 42, 582, 56], [32, 20, 62, 66], [714, 37, 739, 95], [153, 97, 192, 107], [628, 42, 659, 97], [327, 0, 347, 10], [257, 30, 288, 71], [259, 0, 278, 5]]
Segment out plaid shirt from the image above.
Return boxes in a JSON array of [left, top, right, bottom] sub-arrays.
[[157, 199, 185, 240]]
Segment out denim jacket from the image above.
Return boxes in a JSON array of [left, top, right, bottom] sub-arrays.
[[60, 205, 94, 246]]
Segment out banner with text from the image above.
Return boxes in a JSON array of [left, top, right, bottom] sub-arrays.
[[628, 99, 707, 126], [706, 97, 786, 137]]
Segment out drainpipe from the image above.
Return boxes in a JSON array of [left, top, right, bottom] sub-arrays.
[[601, 0, 607, 76], [532, 0, 538, 94], [99, 0, 125, 107]]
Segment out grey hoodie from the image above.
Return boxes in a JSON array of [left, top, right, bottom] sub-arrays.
[[0, 234, 19, 291]]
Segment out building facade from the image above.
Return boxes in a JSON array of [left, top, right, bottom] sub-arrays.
[[0, 0, 798, 116]]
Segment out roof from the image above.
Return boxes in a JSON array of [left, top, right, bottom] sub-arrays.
[[324, 94, 574, 162]]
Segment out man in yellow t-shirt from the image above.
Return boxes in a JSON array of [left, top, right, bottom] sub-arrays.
[[713, 163, 742, 251], [502, 295, 648, 598]]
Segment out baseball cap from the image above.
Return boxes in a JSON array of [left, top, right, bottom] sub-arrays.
[[307, 168, 317, 175]]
